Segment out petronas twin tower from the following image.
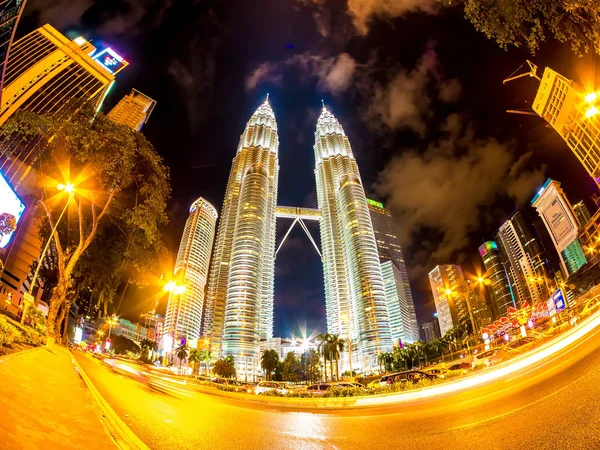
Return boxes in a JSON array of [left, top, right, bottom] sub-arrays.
[[203, 99, 393, 377]]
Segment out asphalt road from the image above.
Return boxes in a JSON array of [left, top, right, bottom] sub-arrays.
[[73, 324, 600, 450]]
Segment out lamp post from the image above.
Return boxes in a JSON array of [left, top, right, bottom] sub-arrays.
[[23, 183, 76, 325]]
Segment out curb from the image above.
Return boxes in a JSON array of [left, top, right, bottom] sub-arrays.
[[70, 352, 150, 450]]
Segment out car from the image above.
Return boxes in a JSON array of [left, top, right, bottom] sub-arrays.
[[424, 368, 448, 378], [306, 383, 332, 395], [387, 370, 438, 384], [254, 381, 288, 395], [488, 337, 536, 365], [445, 362, 472, 375], [580, 297, 600, 318], [472, 349, 500, 368]]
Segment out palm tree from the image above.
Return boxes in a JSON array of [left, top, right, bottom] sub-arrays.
[[328, 334, 345, 381], [139, 338, 158, 361], [261, 349, 279, 381], [175, 344, 188, 375], [316, 333, 330, 381], [200, 349, 212, 377], [378, 352, 393, 373], [411, 344, 425, 368], [188, 349, 201, 375]]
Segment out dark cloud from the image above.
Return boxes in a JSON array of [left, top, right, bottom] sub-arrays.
[[346, 0, 438, 34], [375, 113, 545, 276]]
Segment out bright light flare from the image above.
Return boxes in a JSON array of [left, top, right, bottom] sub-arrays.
[[57, 183, 76, 194], [586, 106, 599, 118], [585, 92, 598, 103]]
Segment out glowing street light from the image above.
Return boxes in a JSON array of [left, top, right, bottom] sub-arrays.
[[585, 92, 598, 103], [164, 280, 186, 295], [586, 106, 599, 118], [57, 183, 76, 194]]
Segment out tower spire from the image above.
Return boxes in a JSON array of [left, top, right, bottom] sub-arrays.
[[321, 99, 325, 109], [266, 93, 269, 103]]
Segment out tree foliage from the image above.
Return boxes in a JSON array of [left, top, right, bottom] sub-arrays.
[[0, 212, 16, 240], [213, 358, 236, 379], [261, 349, 279, 381], [111, 334, 140, 355], [442, 0, 600, 55], [2, 108, 170, 335]]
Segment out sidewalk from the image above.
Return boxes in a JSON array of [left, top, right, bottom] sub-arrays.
[[0, 346, 117, 450]]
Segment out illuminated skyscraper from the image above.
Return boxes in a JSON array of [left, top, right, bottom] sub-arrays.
[[572, 201, 592, 227], [531, 67, 600, 186], [204, 99, 279, 378], [478, 241, 516, 318], [367, 199, 419, 344], [428, 265, 470, 337], [494, 210, 552, 306], [165, 197, 217, 342], [107, 89, 156, 131], [0, 24, 127, 126], [314, 106, 392, 370], [531, 178, 586, 276], [0, 0, 27, 104]]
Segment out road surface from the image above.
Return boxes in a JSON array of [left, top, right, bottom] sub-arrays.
[[73, 324, 600, 450]]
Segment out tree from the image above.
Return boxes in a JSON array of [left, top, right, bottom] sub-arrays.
[[2, 109, 170, 337], [175, 344, 188, 374], [316, 333, 330, 381], [328, 334, 345, 381], [139, 338, 158, 362], [261, 349, 279, 381], [111, 335, 140, 355], [200, 349, 212, 377], [281, 352, 302, 382], [301, 350, 321, 382], [188, 349, 201, 375], [213, 358, 236, 379], [378, 352, 394, 373], [0, 213, 16, 242], [441, 0, 600, 56]]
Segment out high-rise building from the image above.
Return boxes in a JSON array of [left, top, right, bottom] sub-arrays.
[[314, 106, 392, 371], [531, 67, 600, 187], [478, 241, 516, 318], [0, 0, 27, 105], [0, 24, 127, 126], [428, 265, 470, 337], [106, 89, 156, 131], [203, 99, 279, 378], [367, 198, 419, 343], [165, 197, 217, 343], [572, 201, 592, 227], [494, 210, 553, 306], [420, 318, 441, 342], [531, 178, 587, 276]]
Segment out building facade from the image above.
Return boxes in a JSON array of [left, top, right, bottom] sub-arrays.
[[532, 67, 600, 187], [428, 265, 470, 337], [478, 241, 516, 318], [314, 106, 392, 371], [0, 0, 27, 105], [531, 178, 587, 276], [420, 318, 441, 342], [367, 199, 419, 344], [165, 197, 217, 342], [107, 88, 156, 131], [572, 201, 592, 227], [203, 100, 279, 379], [495, 210, 553, 306], [0, 24, 123, 126]]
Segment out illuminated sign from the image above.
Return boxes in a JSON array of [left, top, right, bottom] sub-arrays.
[[530, 178, 552, 205], [0, 172, 26, 248], [163, 335, 173, 353], [92, 48, 128, 74], [366, 198, 384, 209], [74, 327, 83, 344], [478, 241, 498, 256], [552, 289, 566, 312], [73, 36, 87, 46]]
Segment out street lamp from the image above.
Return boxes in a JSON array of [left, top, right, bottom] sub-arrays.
[[23, 183, 76, 325], [106, 315, 119, 340]]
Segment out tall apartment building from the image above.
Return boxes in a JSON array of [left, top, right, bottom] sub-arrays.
[[0, 0, 27, 104], [0, 24, 127, 126], [203, 100, 280, 379], [428, 265, 470, 337], [419, 317, 441, 342], [495, 210, 553, 306], [165, 197, 217, 343], [107, 88, 156, 131], [478, 241, 516, 318], [531, 67, 600, 187], [531, 178, 587, 276], [572, 201, 592, 227], [367, 199, 419, 344]]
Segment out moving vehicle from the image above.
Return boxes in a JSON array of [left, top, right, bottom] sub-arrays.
[[472, 349, 500, 368], [488, 336, 536, 365], [386, 370, 438, 384], [254, 381, 288, 395], [424, 368, 448, 378], [580, 297, 600, 318]]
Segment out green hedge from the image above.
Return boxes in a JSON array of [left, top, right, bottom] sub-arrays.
[[0, 316, 22, 347]]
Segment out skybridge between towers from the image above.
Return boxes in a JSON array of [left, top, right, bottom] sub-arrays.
[[275, 206, 322, 258]]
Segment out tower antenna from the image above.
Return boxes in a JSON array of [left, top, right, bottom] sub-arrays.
[[266, 93, 269, 102], [321, 99, 325, 109]]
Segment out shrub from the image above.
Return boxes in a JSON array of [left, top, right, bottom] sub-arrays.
[[0, 316, 22, 347]]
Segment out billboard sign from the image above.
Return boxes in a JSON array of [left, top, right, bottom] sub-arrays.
[[92, 48, 128, 74], [0, 172, 26, 248], [552, 289, 566, 312]]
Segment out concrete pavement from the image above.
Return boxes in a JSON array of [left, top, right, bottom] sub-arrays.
[[0, 345, 117, 450]]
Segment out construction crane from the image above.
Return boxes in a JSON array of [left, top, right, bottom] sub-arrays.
[[503, 60, 542, 116]]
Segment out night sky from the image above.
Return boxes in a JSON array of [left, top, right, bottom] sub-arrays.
[[18, 0, 600, 337]]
